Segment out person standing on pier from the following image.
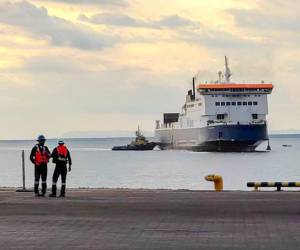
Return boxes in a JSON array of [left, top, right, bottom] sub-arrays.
[[49, 140, 72, 197], [30, 135, 51, 197]]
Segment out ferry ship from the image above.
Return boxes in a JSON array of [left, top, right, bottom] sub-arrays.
[[155, 57, 274, 152]]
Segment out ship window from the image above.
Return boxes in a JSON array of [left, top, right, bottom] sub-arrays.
[[231, 102, 236, 106], [252, 114, 258, 119], [226, 102, 230, 106], [237, 102, 242, 106], [221, 102, 225, 106], [217, 114, 225, 120], [198, 103, 202, 106], [253, 101, 258, 105], [243, 102, 247, 105], [216, 102, 220, 106], [248, 101, 253, 106]]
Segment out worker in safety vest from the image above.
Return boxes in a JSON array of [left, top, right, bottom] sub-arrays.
[[30, 135, 51, 197], [49, 140, 72, 197]]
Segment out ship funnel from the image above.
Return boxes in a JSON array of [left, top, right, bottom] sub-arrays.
[[192, 77, 195, 100], [224, 56, 232, 83]]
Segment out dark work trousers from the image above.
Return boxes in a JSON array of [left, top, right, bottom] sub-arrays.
[[52, 164, 67, 195], [34, 164, 47, 194]]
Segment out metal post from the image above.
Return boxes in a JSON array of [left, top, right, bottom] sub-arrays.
[[22, 150, 26, 190], [266, 139, 271, 151], [16, 150, 30, 192]]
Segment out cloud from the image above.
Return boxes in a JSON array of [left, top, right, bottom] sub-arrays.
[[228, 1, 300, 48], [229, 1, 300, 32], [157, 15, 198, 28], [0, 1, 118, 50], [79, 13, 200, 29], [79, 13, 149, 28], [78, 12, 257, 48], [47, 0, 128, 6], [5, 57, 186, 118], [229, 8, 300, 32], [179, 29, 259, 49], [23, 56, 81, 73]]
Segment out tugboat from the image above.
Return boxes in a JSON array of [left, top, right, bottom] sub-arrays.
[[112, 127, 157, 151]]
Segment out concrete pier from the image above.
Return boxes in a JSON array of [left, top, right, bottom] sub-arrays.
[[0, 189, 300, 249]]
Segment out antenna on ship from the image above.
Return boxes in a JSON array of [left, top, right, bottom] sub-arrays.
[[224, 56, 232, 83], [136, 125, 140, 137], [218, 71, 222, 83]]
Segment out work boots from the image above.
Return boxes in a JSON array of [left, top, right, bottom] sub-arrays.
[[60, 184, 66, 197], [49, 184, 57, 197], [42, 182, 47, 195]]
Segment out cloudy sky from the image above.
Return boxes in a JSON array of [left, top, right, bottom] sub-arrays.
[[0, 0, 299, 139]]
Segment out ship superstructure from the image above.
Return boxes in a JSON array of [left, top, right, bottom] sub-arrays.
[[155, 57, 274, 151]]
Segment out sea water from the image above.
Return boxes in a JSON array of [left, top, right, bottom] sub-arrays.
[[0, 136, 299, 191]]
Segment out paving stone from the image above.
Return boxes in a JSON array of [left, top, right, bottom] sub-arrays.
[[0, 190, 299, 249]]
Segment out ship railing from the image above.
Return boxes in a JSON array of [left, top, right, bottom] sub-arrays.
[[207, 120, 266, 126], [158, 123, 180, 129], [199, 89, 272, 95], [252, 119, 266, 124]]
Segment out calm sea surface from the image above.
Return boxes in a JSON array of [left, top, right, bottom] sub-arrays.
[[0, 136, 299, 191]]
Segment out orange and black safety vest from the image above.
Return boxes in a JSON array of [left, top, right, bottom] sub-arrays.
[[57, 145, 68, 162], [35, 145, 50, 166]]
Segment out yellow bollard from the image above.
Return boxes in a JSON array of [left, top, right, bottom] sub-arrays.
[[205, 174, 223, 191]]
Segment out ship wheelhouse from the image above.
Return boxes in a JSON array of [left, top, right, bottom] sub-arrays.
[[197, 83, 273, 127]]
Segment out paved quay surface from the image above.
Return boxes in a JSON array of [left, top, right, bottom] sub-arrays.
[[0, 189, 300, 250]]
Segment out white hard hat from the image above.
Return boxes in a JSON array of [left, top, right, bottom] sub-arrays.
[[58, 139, 64, 144]]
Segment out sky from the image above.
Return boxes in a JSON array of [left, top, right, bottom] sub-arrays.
[[0, 0, 299, 139]]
